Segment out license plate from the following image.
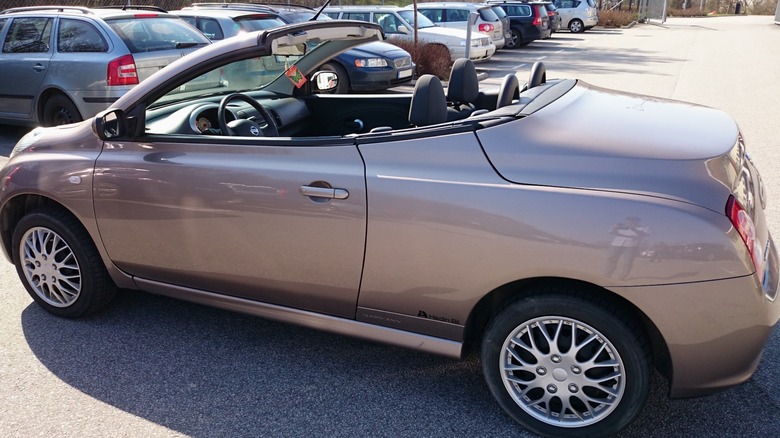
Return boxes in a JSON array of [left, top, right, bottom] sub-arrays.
[[397, 69, 412, 79]]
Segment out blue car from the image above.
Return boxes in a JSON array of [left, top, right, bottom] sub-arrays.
[[172, 3, 414, 93]]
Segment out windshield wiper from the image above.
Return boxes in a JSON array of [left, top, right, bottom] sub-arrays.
[[175, 42, 204, 49]]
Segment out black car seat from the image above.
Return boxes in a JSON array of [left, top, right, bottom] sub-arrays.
[[496, 73, 520, 108], [409, 74, 448, 127], [446, 58, 479, 121]]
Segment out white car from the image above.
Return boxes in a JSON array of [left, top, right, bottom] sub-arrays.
[[410, 2, 506, 50], [553, 0, 599, 33], [323, 6, 495, 62]]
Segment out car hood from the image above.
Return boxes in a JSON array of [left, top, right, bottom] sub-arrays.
[[477, 81, 740, 212], [346, 41, 409, 59]]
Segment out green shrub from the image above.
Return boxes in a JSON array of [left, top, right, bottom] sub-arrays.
[[598, 10, 637, 27], [391, 40, 453, 81]]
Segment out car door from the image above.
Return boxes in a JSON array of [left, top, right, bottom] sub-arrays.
[[0, 16, 54, 120], [93, 137, 367, 318]]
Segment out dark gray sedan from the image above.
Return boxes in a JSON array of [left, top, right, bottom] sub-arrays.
[[0, 20, 777, 438]]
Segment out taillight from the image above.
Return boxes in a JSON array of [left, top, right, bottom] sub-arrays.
[[479, 23, 494, 33], [107, 54, 138, 86], [532, 16, 542, 26], [727, 195, 764, 278]]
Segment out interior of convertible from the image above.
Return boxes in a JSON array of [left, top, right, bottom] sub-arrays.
[[119, 22, 573, 142]]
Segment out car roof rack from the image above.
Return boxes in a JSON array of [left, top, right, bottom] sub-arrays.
[[257, 3, 315, 10], [189, 3, 279, 13], [0, 6, 92, 15], [101, 5, 168, 13]]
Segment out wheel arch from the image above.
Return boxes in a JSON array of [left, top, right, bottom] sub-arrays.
[[1, 193, 136, 289], [462, 276, 672, 381], [1, 194, 63, 262], [37, 88, 82, 125]]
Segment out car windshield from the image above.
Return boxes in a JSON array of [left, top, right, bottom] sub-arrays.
[[479, 7, 500, 21], [150, 53, 301, 108], [397, 11, 436, 28], [235, 15, 287, 32], [107, 16, 210, 52], [491, 6, 507, 19]]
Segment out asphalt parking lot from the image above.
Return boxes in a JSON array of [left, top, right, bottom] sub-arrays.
[[1, 15, 779, 438]]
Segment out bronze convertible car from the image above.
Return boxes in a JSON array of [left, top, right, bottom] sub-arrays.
[[1, 21, 777, 437]]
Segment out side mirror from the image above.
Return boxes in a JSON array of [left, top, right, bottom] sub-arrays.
[[92, 109, 126, 141], [312, 70, 339, 93], [397, 25, 409, 34]]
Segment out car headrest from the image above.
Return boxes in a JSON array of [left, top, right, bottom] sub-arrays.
[[409, 75, 447, 127], [447, 58, 479, 104]]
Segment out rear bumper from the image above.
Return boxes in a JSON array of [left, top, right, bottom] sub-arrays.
[[615, 261, 780, 398]]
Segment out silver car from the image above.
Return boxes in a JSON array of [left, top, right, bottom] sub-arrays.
[[1, 20, 777, 438], [0, 5, 210, 127]]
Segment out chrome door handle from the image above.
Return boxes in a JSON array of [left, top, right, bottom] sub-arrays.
[[299, 185, 349, 200], [33, 63, 45, 72]]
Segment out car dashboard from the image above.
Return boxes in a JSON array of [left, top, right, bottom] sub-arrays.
[[144, 94, 311, 137]]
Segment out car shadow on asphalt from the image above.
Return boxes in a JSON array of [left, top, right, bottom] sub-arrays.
[[20, 290, 780, 437]]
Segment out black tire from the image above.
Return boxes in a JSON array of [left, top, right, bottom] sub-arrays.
[[42, 94, 82, 127], [506, 29, 522, 49], [569, 19, 585, 33], [481, 291, 650, 437], [12, 207, 117, 318], [320, 62, 350, 94]]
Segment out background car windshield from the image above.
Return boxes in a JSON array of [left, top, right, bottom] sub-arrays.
[[234, 16, 286, 32], [397, 11, 436, 28], [479, 8, 500, 21], [107, 17, 209, 52]]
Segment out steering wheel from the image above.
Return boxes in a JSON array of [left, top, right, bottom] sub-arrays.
[[527, 61, 547, 90], [217, 93, 279, 137]]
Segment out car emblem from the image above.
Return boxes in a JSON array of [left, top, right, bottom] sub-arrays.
[[250, 126, 260, 136]]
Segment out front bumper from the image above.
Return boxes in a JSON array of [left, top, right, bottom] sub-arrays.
[[348, 66, 414, 92]]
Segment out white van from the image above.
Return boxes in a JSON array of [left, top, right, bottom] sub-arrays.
[[323, 6, 495, 62]]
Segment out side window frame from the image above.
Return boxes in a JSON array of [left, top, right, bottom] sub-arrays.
[[3, 16, 53, 53], [57, 18, 109, 53]]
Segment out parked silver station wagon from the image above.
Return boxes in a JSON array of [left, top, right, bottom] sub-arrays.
[[0, 5, 210, 127], [1, 20, 777, 438]]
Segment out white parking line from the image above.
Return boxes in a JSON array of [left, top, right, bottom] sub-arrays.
[[512, 63, 527, 69], [536, 56, 547, 61]]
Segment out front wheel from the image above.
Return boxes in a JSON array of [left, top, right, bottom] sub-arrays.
[[481, 292, 650, 437], [12, 208, 117, 318]]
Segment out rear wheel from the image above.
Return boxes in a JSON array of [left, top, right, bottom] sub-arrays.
[[12, 208, 117, 318], [481, 292, 650, 437], [42, 94, 82, 126], [569, 19, 584, 33], [506, 29, 522, 49], [319, 62, 350, 94]]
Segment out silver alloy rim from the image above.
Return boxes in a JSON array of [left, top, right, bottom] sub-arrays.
[[20, 227, 81, 307], [499, 316, 625, 427]]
